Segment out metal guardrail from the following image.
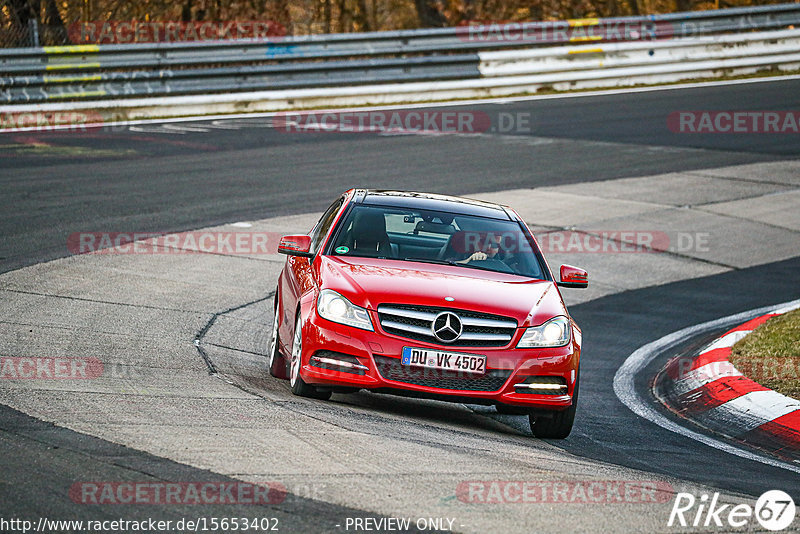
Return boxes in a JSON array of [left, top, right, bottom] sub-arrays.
[[1, 3, 800, 104], [476, 30, 800, 87], [3, 55, 483, 103], [479, 29, 800, 76]]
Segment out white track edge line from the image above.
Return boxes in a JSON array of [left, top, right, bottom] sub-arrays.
[[613, 298, 800, 474]]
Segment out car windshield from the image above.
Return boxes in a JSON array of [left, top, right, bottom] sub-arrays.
[[327, 204, 547, 280]]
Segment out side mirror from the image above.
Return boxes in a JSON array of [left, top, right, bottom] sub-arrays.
[[557, 264, 588, 288], [278, 235, 313, 257]]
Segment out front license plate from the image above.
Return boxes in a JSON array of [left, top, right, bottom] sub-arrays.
[[401, 347, 486, 375]]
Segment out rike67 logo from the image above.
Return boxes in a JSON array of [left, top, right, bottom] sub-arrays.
[[669, 490, 796, 531]]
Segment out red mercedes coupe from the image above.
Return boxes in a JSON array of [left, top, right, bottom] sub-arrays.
[[268, 190, 587, 438]]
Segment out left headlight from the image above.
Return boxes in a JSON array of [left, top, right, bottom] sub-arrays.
[[317, 289, 374, 331], [516, 316, 571, 348]]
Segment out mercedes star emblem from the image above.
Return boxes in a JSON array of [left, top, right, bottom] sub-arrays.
[[432, 312, 463, 343]]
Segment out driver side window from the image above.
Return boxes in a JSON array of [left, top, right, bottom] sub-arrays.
[[309, 198, 344, 254]]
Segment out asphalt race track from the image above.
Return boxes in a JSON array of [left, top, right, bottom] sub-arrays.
[[1, 78, 799, 532], [546, 257, 800, 496], [2, 78, 799, 274]]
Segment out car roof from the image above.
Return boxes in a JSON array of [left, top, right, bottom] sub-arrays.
[[355, 190, 513, 220]]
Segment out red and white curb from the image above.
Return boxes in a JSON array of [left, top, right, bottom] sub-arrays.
[[655, 304, 800, 462]]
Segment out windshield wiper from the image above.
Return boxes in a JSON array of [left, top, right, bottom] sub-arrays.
[[403, 256, 516, 275], [455, 261, 514, 275], [403, 258, 515, 274], [402, 257, 458, 266]]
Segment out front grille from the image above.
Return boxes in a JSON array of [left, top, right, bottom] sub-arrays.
[[373, 355, 512, 392], [377, 304, 517, 347]]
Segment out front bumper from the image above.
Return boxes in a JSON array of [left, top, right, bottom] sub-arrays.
[[297, 306, 580, 410]]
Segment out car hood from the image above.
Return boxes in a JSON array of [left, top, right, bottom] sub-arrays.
[[318, 256, 567, 327]]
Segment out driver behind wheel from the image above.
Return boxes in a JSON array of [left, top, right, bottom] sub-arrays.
[[454, 234, 502, 264]]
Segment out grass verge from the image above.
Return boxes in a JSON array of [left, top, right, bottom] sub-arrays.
[[730, 308, 800, 400]]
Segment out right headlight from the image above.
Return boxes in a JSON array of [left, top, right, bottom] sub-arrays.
[[516, 316, 571, 348], [316, 289, 374, 331]]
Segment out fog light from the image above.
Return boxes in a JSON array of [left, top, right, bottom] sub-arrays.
[[514, 376, 568, 395], [310, 351, 369, 375]]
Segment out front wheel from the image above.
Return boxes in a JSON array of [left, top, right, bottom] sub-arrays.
[[289, 313, 331, 401], [529, 376, 578, 439]]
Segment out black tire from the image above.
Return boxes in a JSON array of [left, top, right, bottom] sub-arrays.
[[289, 312, 332, 401], [267, 292, 288, 379], [530, 375, 578, 439]]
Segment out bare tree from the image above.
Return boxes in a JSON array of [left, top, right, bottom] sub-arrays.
[[2, 0, 785, 47], [4, 0, 35, 46], [42, 0, 67, 43], [414, 0, 447, 27]]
